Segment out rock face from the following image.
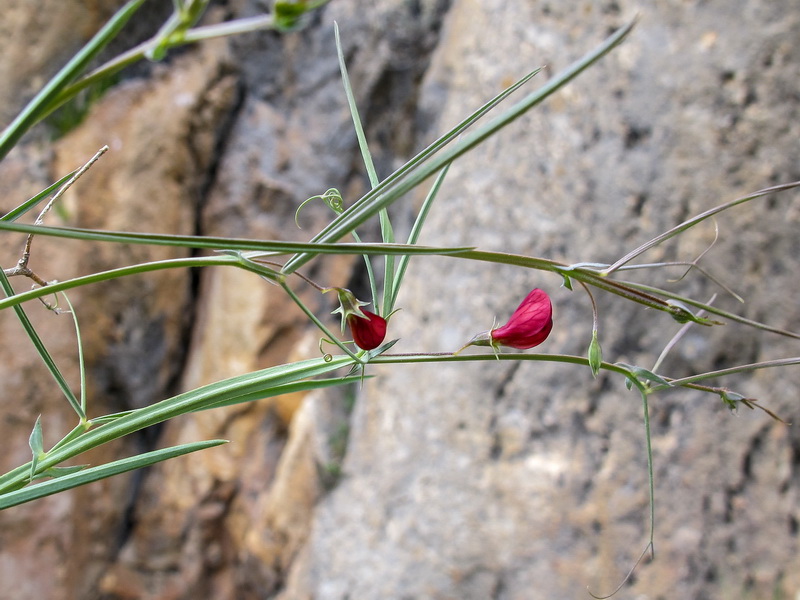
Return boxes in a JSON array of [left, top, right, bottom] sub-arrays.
[[0, 1, 799, 599]]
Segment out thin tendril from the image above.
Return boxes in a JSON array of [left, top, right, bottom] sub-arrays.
[[587, 541, 653, 599]]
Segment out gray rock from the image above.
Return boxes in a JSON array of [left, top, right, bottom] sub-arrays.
[[280, 2, 800, 599], [0, 1, 798, 598]]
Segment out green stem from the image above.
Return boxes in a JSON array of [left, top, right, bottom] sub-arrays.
[[282, 19, 636, 274], [0, 255, 236, 311], [640, 388, 655, 555], [0, 0, 148, 160], [371, 352, 636, 378], [0, 269, 82, 418], [603, 180, 800, 275], [278, 281, 364, 364], [651, 356, 800, 390]]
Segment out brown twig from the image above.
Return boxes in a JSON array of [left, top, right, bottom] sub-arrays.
[[4, 146, 108, 292]]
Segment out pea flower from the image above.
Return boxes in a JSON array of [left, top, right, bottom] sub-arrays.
[[348, 309, 388, 351], [327, 287, 388, 351], [459, 288, 553, 353]]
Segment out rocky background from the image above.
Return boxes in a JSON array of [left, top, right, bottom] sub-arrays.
[[0, 0, 798, 598]]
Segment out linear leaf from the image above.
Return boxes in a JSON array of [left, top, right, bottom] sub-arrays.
[[1, 171, 77, 222], [282, 19, 635, 274], [390, 162, 452, 310], [0, 270, 83, 417], [0, 356, 355, 493], [0, 440, 226, 510], [0, 220, 471, 255], [0, 0, 148, 160], [195, 375, 367, 412]]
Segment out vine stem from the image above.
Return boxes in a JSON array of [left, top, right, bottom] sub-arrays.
[[278, 280, 364, 364]]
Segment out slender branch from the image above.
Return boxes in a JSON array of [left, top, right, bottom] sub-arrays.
[[36, 146, 108, 227], [603, 180, 800, 275], [579, 280, 599, 331], [652, 356, 800, 389], [652, 294, 717, 373], [278, 280, 364, 364], [5, 146, 108, 288]]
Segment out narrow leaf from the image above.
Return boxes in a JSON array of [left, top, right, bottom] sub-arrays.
[[61, 293, 88, 415], [194, 375, 366, 412], [1, 171, 77, 223], [4, 355, 355, 493], [282, 20, 635, 274], [334, 22, 387, 311], [390, 162, 452, 311], [50, 16, 279, 116], [0, 270, 83, 418], [0, 220, 471, 256], [0, 0, 148, 160], [0, 440, 226, 510]]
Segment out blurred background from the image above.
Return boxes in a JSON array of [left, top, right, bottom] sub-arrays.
[[0, 1, 798, 598]]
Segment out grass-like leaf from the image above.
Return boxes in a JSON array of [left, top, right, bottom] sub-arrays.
[[0, 355, 355, 494], [334, 22, 387, 312], [0, 0, 148, 161], [0, 269, 83, 418], [389, 162, 452, 311], [0, 220, 472, 256], [0, 440, 226, 510], [194, 374, 367, 412], [0, 171, 77, 222], [49, 15, 280, 119], [280, 63, 545, 276], [62, 293, 88, 416], [282, 19, 636, 274]]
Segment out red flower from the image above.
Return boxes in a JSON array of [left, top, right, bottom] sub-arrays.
[[326, 287, 389, 351], [348, 310, 387, 351], [458, 288, 553, 353], [490, 288, 553, 349]]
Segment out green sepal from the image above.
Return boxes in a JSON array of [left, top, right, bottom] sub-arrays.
[[666, 300, 723, 326], [588, 330, 602, 378], [326, 287, 370, 332], [720, 390, 746, 415], [28, 416, 44, 479], [617, 363, 671, 388], [273, 0, 329, 32]]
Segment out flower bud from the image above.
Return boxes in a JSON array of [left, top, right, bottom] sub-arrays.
[[348, 310, 387, 351], [588, 330, 602, 377], [325, 287, 387, 350]]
